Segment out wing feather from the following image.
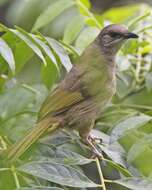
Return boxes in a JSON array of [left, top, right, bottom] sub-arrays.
[[39, 89, 84, 119], [38, 65, 87, 120]]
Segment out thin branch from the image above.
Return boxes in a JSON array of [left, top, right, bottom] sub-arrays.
[[95, 158, 106, 190]]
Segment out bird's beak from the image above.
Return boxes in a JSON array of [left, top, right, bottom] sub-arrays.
[[124, 32, 138, 39]]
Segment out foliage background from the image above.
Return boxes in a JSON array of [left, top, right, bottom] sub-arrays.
[[0, 0, 152, 190]]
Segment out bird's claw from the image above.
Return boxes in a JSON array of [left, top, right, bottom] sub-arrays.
[[90, 150, 103, 159], [88, 135, 102, 144], [81, 134, 103, 159]]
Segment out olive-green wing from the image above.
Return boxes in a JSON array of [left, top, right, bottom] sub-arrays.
[[38, 88, 84, 120], [38, 64, 88, 120]]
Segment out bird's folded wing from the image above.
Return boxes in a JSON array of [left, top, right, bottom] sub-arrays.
[[38, 89, 85, 120]]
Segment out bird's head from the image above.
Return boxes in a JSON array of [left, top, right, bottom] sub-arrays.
[[98, 24, 138, 54]]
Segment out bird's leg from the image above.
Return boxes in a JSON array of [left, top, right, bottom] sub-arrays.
[[79, 120, 103, 158], [88, 134, 102, 144], [80, 132, 103, 158]]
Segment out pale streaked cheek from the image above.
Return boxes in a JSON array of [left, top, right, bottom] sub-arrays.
[[102, 35, 113, 44]]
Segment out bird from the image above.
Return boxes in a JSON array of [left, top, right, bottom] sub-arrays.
[[5, 24, 138, 162]]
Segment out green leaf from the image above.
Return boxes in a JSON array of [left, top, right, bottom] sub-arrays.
[[0, 38, 15, 73], [116, 72, 129, 88], [17, 187, 63, 190], [63, 15, 84, 44], [116, 55, 131, 72], [45, 37, 72, 72], [18, 162, 98, 188], [99, 143, 126, 167], [32, 0, 75, 31], [146, 73, 152, 91], [0, 23, 8, 32], [14, 41, 34, 73], [104, 159, 132, 177], [41, 57, 58, 88], [75, 26, 99, 53], [114, 177, 152, 190], [37, 148, 92, 165], [0, 85, 47, 141], [116, 72, 133, 98], [60, 41, 80, 57], [79, 0, 90, 9], [3, 112, 37, 142], [0, 86, 35, 121], [139, 44, 152, 55], [127, 134, 152, 176], [127, 134, 152, 164], [10, 29, 47, 66], [40, 131, 72, 146], [30, 34, 59, 72], [2, 30, 19, 49], [0, 86, 37, 141], [102, 5, 139, 23], [128, 11, 151, 30], [111, 115, 152, 142]]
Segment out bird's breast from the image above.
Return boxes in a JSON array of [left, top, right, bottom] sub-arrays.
[[77, 42, 116, 109], [83, 64, 116, 108]]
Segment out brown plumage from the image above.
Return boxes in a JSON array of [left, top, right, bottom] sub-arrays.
[[6, 24, 138, 162]]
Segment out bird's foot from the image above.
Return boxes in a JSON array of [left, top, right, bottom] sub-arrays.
[[81, 135, 103, 159], [88, 134, 102, 144]]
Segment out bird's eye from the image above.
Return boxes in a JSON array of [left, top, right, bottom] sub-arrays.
[[110, 32, 121, 38]]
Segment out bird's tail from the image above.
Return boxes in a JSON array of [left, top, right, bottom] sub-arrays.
[[5, 117, 59, 162]]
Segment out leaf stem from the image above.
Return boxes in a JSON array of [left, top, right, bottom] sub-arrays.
[[11, 165, 20, 189], [118, 103, 152, 110], [22, 83, 40, 95], [76, 0, 102, 29], [0, 168, 10, 172], [104, 179, 114, 183], [95, 158, 106, 190]]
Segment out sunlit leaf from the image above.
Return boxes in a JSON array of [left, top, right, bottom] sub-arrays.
[[0, 38, 15, 73], [30, 34, 59, 71], [10, 29, 47, 66], [102, 5, 140, 23], [45, 37, 72, 72], [79, 0, 90, 9]]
